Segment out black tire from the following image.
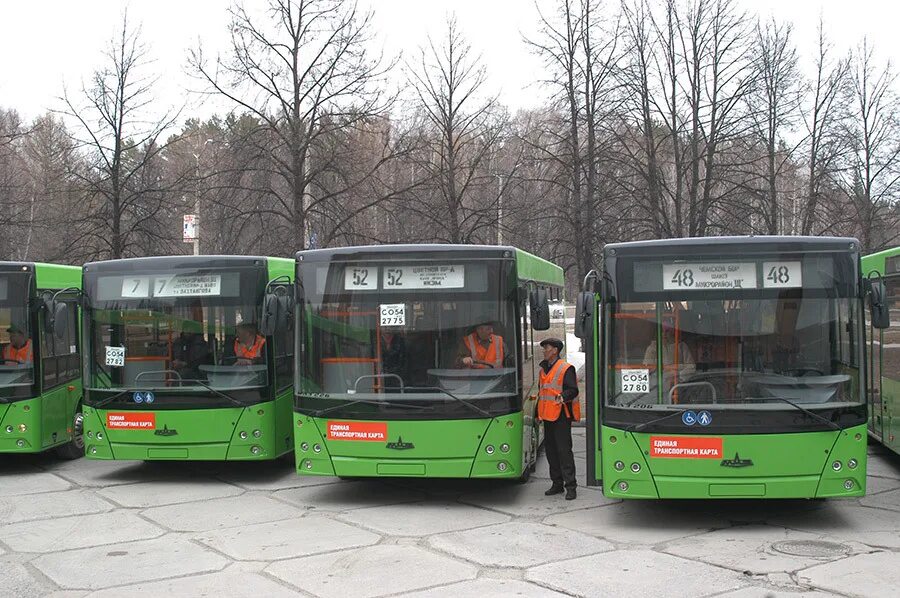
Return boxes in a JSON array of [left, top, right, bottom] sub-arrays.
[[55, 407, 84, 460]]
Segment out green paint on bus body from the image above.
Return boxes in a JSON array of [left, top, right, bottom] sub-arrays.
[[599, 424, 867, 499], [82, 256, 295, 461], [514, 248, 565, 287], [862, 246, 900, 457], [83, 391, 294, 460], [294, 413, 527, 478], [0, 262, 83, 455]]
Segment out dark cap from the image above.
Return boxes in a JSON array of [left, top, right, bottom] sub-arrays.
[[6, 323, 24, 334], [540, 337, 564, 351], [474, 315, 495, 327]]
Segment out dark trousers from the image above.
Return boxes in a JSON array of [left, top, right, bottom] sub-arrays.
[[544, 417, 576, 489]]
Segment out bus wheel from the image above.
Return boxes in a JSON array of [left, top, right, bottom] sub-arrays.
[[56, 408, 84, 460], [518, 428, 540, 483]]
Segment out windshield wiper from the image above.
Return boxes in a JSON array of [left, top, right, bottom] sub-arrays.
[[624, 407, 693, 432], [88, 388, 137, 409], [403, 386, 492, 418], [312, 398, 430, 417], [88, 380, 247, 409], [178, 378, 247, 408], [746, 396, 842, 431]]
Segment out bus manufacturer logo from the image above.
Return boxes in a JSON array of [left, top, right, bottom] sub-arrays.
[[386, 436, 415, 450], [154, 425, 178, 437], [721, 453, 753, 468]]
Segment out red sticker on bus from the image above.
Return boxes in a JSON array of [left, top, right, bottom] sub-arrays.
[[106, 412, 156, 430], [649, 436, 723, 458], [326, 421, 387, 441]]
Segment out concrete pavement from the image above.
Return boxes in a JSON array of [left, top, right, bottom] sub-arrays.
[[1, 428, 899, 597]]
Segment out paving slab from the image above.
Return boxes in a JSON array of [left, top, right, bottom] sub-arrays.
[[533, 455, 587, 480], [266, 544, 477, 598], [398, 578, 570, 597], [866, 454, 900, 480], [0, 510, 165, 553], [216, 460, 340, 491], [525, 549, 747, 597], [715, 587, 837, 597], [141, 494, 303, 532], [0, 489, 113, 524], [85, 569, 300, 598], [32, 536, 229, 591], [340, 500, 510, 536], [859, 487, 900, 512], [429, 521, 613, 568], [0, 472, 71, 496], [799, 551, 900, 596], [663, 525, 864, 574], [460, 480, 611, 517], [45, 460, 157, 488], [274, 480, 425, 512], [768, 503, 900, 549], [545, 500, 731, 545], [0, 562, 52, 597], [97, 479, 244, 508], [865, 474, 900, 495], [196, 514, 380, 560]]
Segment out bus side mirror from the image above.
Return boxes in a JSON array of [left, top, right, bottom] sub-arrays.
[[259, 294, 282, 337], [869, 280, 890, 329], [531, 289, 551, 331], [574, 291, 594, 339], [277, 294, 294, 330], [46, 301, 69, 341]]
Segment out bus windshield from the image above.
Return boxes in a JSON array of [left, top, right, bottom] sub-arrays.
[[297, 259, 519, 419], [0, 273, 35, 397], [608, 256, 864, 411], [86, 267, 269, 402]]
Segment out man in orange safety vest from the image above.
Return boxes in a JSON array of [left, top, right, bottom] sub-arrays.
[[537, 337, 579, 500], [2, 324, 33, 365]]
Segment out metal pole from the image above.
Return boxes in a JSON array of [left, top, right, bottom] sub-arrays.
[[496, 174, 503, 245]]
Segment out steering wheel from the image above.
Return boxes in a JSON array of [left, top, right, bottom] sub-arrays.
[[220, 356, 239, 365], [781, 368, 824, 377], [473, 360, 496, 369], [0, 358, 23, 365]]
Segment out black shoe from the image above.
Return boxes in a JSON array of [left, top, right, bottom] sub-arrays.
[[544, 485, 564, 496], [565, 488, 577, 500]]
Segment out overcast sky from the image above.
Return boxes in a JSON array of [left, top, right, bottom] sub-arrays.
[[2, 0, 898, 123]]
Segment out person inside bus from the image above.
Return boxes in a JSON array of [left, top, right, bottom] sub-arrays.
[[457, 316, 512, 369], [172, 328, 212, 381], [2, 324, 33, 365], [643, 320, 695, 376], [233, 322, 266, 366], [380, 330, 408, 390]]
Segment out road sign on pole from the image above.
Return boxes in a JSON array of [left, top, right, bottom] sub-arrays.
[[183, 214, 199, 242]]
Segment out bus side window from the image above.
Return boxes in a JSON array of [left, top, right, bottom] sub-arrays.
[[274, 315, 293, 392]]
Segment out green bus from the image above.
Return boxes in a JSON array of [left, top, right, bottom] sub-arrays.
[[293, 245, 565, 480], [863, 246, 900, 456], [81, 256, 295, 460], [1, 262, 83, 458], [575, 236, 888, 499]]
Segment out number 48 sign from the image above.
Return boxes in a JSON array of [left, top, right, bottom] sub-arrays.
[[763, 261, 802, 288]]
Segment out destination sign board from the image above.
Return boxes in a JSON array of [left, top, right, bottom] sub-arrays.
[[662, 263, 757, 290], [383, 265, 465, 289]]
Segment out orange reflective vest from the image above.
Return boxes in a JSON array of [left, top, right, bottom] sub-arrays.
[[3, 339, 33, 364], [537, 359, 580, 421], [234, 335, 266, 361], [464, 333, 504, 369]]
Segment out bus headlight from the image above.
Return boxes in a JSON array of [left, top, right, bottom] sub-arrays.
[[89, 446, 97, 455], [485, 445, 495, 455], [96, 432, 104, 441], [497, 461, 508, 472], [250, 445, 261, 455], [500, 443, 510, 453], [16, 439, 25, 448], [304, 459, 313, 470], [631, 463, 641, 473], [843, 479, 854, 490], [5, 425, 13, 433], [848, 459, 858, 469], [832, 460, 842, 472], [313, 444, 322, 453], [88, 431, 94, 438], [618, 481, 629, 492], [300, 442, 309, 452], [239, 431, 248, 440], [614, 460, 625, 471], [18, 424, 27, 433], [252, 429, 261, 438]]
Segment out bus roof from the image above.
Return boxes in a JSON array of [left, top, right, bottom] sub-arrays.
[[0, 261, 81, 291], [84, 255, 288, 276], [862, 246, 900, 277], [606, 236, 860, 256], [297, 244, 564, 286]]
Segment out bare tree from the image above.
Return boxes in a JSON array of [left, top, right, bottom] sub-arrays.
[[59, 13, 181, 259], [191, 0, 398, 251]]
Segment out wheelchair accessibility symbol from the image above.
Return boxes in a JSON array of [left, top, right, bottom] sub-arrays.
[[681, 410, 698, 426]]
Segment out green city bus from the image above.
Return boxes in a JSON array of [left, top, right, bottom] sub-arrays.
[[81, 256, 295, 460], [1, 262, 83, 458], [863, 246, 900, 456], [576, 236, 887, 499], [293, 245, 565, 480]]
